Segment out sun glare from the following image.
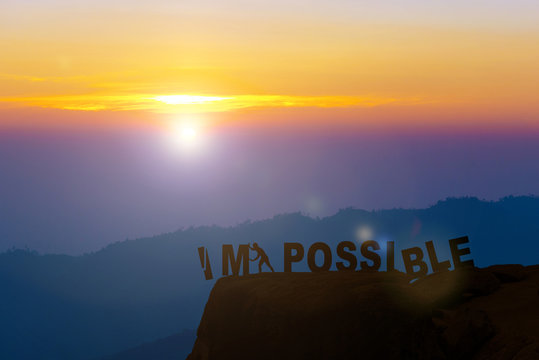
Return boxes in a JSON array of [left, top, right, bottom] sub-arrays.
[[181, 127, 197, 141], [165, 120, 209, 156]]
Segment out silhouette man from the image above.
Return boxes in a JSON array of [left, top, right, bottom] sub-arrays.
[[249, 243, 275, 273]]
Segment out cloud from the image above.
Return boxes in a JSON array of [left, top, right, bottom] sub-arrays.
[[0, 93, 424, 113]]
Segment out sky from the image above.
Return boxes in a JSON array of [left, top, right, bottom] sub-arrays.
[[1, 1, 539, 253]]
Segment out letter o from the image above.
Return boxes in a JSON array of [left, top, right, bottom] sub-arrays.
[[307, 242, 332, 272]]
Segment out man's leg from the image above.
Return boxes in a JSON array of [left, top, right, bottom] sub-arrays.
[[262, 259, 274, 272]]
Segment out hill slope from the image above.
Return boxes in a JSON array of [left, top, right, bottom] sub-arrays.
[[188, 266, 539, 360]]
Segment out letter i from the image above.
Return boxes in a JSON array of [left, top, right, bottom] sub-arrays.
[[387, 241, 395, 272], [198, 247, 214, 280]]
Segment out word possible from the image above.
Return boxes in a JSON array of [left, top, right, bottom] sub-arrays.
[[198, 236, 473, 280]]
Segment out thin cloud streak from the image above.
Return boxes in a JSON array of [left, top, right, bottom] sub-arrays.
[[0, 93, 425, 113]]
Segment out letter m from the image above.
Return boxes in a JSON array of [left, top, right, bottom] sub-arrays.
[[222, 244, 250, 276]]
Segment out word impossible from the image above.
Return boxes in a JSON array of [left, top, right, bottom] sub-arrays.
[[198, 236, 473, 280]]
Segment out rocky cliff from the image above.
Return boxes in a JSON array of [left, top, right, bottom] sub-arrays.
[[188, 265, 539, 360]]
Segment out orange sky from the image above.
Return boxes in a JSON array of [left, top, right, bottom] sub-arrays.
[[1, 1, 538, 130]]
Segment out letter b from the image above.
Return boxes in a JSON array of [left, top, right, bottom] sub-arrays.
[[402, 247, 428, 279]]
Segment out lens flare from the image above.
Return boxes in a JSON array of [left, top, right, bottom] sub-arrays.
[[356, 226, 374, 242]]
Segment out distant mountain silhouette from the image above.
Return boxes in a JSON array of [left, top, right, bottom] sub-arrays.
[[1, 196, 539, 359]]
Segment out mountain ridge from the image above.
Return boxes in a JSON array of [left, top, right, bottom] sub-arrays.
[[1, 196, 539, 359]]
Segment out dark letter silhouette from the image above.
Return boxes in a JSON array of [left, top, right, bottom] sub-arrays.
[[284, 242, 304, 272], [360, 240, 381, 270], [449, 236, 474, 268], [387, 241, 395, 272], [425, 240, 451, 273], [222, 244, 250, 276], [198, 247, 214, 280], [336, 241, 357, 271], [402, 246, 428, 278], [307, 242, 332, 272]]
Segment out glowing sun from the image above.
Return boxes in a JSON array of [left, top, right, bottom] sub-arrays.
[[165, 121, 208, 156], [181, 127, 197, 142]]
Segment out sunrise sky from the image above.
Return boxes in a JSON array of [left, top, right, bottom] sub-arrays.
[[2, 0, 539, 128], [1, 0, 539, 253]]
